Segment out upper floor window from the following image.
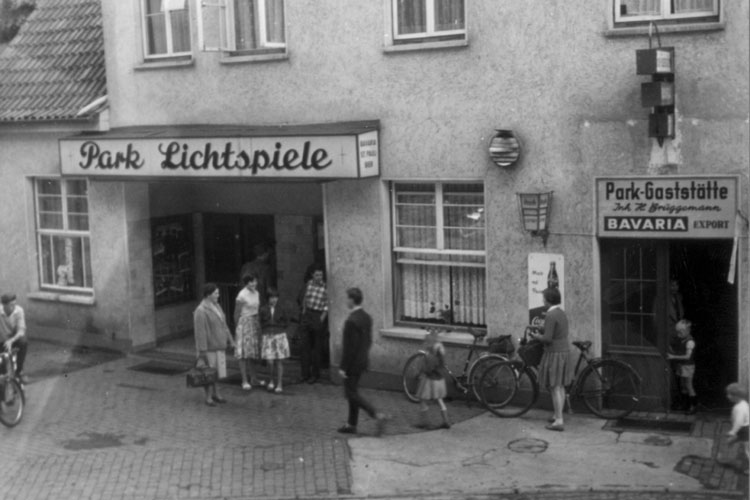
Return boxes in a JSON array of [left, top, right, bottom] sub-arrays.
[[35, 179, 93, 293], [142, 0, 192, 59], [393, 0, 466, 43], [199, 0, 286, 54], [614, 0, 720, 24]]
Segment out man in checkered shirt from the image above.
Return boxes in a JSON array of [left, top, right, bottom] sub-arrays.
[[299, 264, 328, 384]]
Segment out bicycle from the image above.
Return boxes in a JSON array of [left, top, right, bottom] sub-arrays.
[[402, 326, 512, 403], [0, 347, 25, 427], [479, 326, 642, 419]]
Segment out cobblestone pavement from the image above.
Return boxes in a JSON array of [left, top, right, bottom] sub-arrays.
[[0, 346, 484, 500]]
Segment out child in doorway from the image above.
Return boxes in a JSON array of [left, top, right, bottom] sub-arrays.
[[725, 382, 750, 474], [667, 319, 697, 414], [414, 328, 451, 430]]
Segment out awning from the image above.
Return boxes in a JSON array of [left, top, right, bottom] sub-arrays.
[[59, 121, 380, 180]]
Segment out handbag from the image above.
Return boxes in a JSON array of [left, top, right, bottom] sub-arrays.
[[186, 358, 218, 388]]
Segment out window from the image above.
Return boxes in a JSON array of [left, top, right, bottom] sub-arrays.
[[392, 183, 486, 327], [142, 0, 192, 59], [392, 0, 466, 43], [199, 0, 285, 54], [614, 0, 719, 24], [35, 179, 93, 293]]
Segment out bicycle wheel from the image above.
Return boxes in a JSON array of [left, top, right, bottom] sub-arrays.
[[578, 359, 641, 419], [402, 352, 427, 403], [467, 353, 509, 402], [479, 360, 539, 418], [0, 378, 24, 427]]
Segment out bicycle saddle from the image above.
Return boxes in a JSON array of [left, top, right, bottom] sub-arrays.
[[468, 328, 488, 338], [572, 340, 592, 352]]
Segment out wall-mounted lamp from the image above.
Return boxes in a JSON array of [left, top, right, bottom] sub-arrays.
[[488, 129, 521, 168], [517, 191, 553, 246]]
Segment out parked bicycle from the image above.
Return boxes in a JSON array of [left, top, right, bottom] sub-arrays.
[[402, 327, 512, 403], [0, 346, 25, 427], [479, 326, 642, 419]]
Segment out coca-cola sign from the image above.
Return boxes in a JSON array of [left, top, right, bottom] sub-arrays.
[[59, 130, 380, 180]]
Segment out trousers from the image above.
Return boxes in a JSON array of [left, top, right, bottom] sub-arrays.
[[300, 310, 326, 379], [344, 373, 376, 427]]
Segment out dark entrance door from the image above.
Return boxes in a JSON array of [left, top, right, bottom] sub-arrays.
[[601, 239, 738, 412], [601, 239, 669, 411], [203, 214, 275, 328]]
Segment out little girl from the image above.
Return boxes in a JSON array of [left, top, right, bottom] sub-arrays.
[[415, 329, 451, 430], [667, 319, 697, 414], [725, 382, 749, 474]]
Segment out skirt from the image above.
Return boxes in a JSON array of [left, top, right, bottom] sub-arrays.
[[236, 314, 262, 360], [677, 364, 695, 378], [416, 375, 447, 401], [538, 350, 575, 390], [261, 332, 291, 360], [205, 350, 227, 379]]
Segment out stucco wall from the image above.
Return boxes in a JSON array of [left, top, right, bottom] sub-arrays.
[[97, 1, 749, 374]]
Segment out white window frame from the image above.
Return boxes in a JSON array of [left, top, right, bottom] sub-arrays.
[[391, 0, 467, 41], [614, 0, 720, 23], [34, 178, 93, 294], [197, 0, 286, 53], [141, 0, 193, 60]]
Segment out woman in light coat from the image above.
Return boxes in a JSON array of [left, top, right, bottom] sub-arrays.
[[194, 283, 235, 406]]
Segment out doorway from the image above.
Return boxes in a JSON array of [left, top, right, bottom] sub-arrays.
[[203, 213, 275, 328], [600, 239, 737, 411]]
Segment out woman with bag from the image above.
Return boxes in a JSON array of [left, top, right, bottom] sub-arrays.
[[194, 283, 235, 406], [529, 287, 574, 432]]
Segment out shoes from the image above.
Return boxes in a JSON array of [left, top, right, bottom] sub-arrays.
[[547, 417, 556, 424], [375, 414, 391, 437], [267, 382, 275, 392], [242, 382, 251, 391], [212, 396, 227, 404], [439, 422, 451, 430], [545, 423, 564, 432], [252, 379, 267, 387], [337, 425, 357, 434], [205, 400, 216, 407], [274, 387, 283, 394]]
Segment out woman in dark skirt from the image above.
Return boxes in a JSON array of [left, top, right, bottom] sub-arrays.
[[530, 288, 574, 432]]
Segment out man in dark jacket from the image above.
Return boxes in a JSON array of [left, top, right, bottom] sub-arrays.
[[337, 288, 388, 436]]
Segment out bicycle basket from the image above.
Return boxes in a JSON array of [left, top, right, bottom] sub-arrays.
[[488, 336, 515, 355], [517, 340, 544, 367]]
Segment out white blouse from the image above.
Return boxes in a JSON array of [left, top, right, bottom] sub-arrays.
[[236, 288, 260, 317]]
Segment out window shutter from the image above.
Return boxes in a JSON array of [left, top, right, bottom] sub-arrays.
[[197, 0, 229, 52]]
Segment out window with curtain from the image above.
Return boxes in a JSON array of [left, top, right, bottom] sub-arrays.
[[231, 0, 285, 52], [615, 0, 719, 23], [393, 183, 486, 327], [393, 0, 466, 41], [35, 179, 93, 293], [143, 0, 191, 58]]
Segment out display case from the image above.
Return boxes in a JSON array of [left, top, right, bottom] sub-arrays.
[[152, 215, 195, 307]]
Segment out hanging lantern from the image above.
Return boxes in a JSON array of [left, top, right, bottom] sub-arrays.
[[488, 129, 521, 168], [517, 191, 553, 246]]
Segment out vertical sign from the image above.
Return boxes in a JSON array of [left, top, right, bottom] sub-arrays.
[[528, 253, 565, 326]]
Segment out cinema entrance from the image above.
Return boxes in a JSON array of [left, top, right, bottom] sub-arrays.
[[597, 176, 740, 411]]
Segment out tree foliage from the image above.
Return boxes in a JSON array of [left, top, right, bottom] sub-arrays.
[[0, 0, 35, 43]]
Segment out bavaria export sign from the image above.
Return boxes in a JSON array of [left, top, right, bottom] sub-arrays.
[[59, 132, 379, 179], [596, 176, 738, 239]]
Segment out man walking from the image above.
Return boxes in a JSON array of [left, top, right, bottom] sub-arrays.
[[0, 294, 28, 383], [337, 288, 388, 436], [299, 265, 328, 384]]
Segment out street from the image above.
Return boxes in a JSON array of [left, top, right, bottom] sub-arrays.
[[0, 341, 746, 500]]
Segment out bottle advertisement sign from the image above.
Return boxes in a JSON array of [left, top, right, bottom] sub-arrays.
[[528, 253, 564, 326], [596, 176, 738, 239]]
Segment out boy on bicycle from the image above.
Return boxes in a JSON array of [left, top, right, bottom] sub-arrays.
[[0, 294, 28, 383]]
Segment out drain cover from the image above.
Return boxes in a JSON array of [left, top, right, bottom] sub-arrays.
[[128, 360, 189, 376], [508, 438, 548, 454]]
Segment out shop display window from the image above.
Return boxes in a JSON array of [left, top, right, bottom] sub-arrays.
[[392, 0, 466, 43], [152, 215, 195, 307], [34, 179, 93, 293], [614, 0, 719, 25], [392, 182, 486, 327]]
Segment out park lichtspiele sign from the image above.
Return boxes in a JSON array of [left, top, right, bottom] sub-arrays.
[[59, 131, 380, 180], [596, 176, 738, 239]]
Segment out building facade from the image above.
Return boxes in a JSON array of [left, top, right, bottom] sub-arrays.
[[2, 0, 748, 410]]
